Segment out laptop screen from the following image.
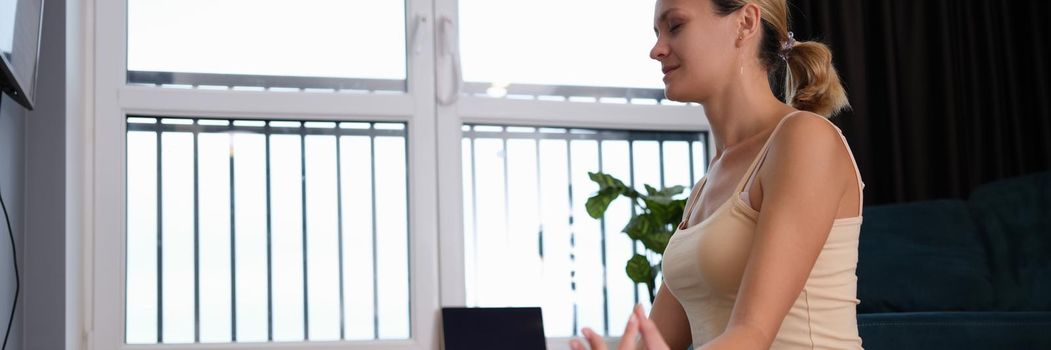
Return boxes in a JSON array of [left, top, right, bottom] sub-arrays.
[[441, 307, 547, 350]]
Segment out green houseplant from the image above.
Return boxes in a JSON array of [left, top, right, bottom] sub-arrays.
[[585, 172, 689, 302]]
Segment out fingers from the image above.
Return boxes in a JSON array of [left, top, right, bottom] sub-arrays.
[[616, 314, 640, 350], [576, 305, 657, 350], [633, 305, 669, 350], [583, 327, 608, 350], [569, 327, 608, 350]]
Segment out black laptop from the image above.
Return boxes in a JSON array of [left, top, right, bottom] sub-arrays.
[[441, 307, 547, 350]]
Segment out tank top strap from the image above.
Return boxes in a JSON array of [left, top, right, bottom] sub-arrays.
[[677, 175, 708, 230], [804, 114, 865, 216], [830, 123, 866, 216], [735, 111, 803, 194], [738, 111, 866, 217]]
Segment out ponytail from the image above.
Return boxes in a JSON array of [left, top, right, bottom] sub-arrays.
[[783, 40, 850, 117], [711, 0, 851, 117]]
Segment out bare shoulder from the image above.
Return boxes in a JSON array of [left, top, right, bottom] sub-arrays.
[[761, 111, 852, 193], [769, 111, 849, 164]]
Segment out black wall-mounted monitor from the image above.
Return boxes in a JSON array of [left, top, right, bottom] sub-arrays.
[[0, 0, 44, 110]]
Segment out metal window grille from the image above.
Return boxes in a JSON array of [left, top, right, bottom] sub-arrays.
[[125, 117, 410, 344], [460, 124, 708, 338]]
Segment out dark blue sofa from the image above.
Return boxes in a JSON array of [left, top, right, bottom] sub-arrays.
[[857, 171, 1051, 349]]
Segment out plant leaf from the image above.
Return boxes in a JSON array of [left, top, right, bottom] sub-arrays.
[[622, 213, 656, 240], [668, 198, 687, 226], [589, 172, 627, 191], [641, 230, 673, 254], [646, 194, 673, 206], [626, 254, 653, 284], [585, 187, 620, 219], [621, 187, 642, 200], [644, 184, 660, 197], [644, 198, 671, 223], [660, 185, 686, 197]]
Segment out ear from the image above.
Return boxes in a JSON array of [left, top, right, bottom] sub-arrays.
[[735, 3, 763, 45]]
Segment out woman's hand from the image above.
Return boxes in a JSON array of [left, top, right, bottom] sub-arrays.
[[569, 304, 670, 350]]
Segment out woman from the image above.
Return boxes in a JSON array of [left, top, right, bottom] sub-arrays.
[[572, 0, 863, 349]]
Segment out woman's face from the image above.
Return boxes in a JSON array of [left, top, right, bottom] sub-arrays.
[[651, 0, 741, 102]]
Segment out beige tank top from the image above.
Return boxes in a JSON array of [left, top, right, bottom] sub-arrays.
[[661, 112, 865, 350]]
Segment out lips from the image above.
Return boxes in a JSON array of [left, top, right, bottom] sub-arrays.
[[662, 66, 679, 82]]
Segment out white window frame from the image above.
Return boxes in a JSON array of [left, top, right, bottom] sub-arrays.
[[432, 1, 712, 349], [79, 0, 713, 349], [84, 0, 440, 349]]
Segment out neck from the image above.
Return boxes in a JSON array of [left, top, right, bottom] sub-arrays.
[[700, 70, 794, 159]]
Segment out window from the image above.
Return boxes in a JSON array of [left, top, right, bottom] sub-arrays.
[[436, 0, 710, 345], [88, 0, 709, 349], [455, 0, 700, 108], [124, 118, 409, 344], [458, 0, 661, 95], [460, 125, 707, 337], [127, 0, 408, 91]]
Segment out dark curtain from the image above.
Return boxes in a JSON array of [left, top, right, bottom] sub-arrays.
[[786, 0, 1051, 205]]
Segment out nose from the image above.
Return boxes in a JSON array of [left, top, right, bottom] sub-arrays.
[[650, 39, 668, 61]]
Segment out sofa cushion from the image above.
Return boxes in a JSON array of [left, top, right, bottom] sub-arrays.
[[858, 311, 1051, 350], [968, 171, 1051, 311], [858, 200, 995, 313]]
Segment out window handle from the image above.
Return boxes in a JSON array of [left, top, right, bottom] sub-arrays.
[[437, 16, 462, 106]]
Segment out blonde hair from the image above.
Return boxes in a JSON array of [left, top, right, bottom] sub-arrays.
[[711, 0, 850, 117]]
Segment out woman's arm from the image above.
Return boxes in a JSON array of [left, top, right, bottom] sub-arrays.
[[641, 284, 692, 350], [701, 114, 853, 350]]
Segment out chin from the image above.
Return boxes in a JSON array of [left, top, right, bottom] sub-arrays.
[[663, 84, 693, 103]]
